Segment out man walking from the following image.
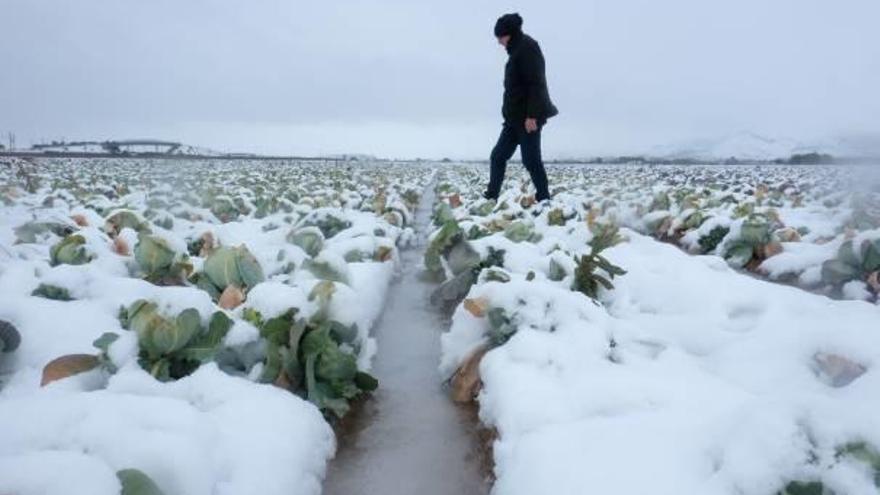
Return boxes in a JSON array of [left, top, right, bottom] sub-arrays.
[[485, 13, 558, 202]]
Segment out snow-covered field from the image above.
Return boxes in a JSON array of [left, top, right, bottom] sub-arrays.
[[465, 164, 880, 302], [1, 158, 879, 494], [0, 157, 430, 494], [430, 164, 880, 494]]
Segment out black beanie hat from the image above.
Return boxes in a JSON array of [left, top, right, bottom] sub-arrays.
[[494, 13, 523, 37]]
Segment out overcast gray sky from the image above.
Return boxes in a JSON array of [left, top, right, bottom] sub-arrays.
[[1, 0, 879, 158]]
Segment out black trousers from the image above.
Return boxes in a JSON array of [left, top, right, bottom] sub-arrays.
[[487, 122, 550, 201]]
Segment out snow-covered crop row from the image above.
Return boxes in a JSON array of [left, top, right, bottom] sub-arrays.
[[429, 163, 880, 495], [552, 164, 880, 302], [0, 157, 432, 495]]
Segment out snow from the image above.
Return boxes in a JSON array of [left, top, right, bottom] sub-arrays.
[[0, 365, 334, 495], [3, 157, 880, 494], [536, 163, 880, 301], [649, 131, 880, 162], [0, 157, 431, 494], [245, 281, 313, 320], [0, 451, 121, 495], [654, 132, 800, 161], [842, 280, 871, 301], [759, 240, 840, 281], [432, 163, 880, 495], [442, 229, 880, 495]]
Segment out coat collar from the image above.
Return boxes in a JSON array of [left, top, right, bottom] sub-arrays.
[[505, 31, 524, 55]]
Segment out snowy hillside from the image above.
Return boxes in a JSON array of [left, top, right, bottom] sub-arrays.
[[653, 132, 880, 161], [654, 132, 800, 161]]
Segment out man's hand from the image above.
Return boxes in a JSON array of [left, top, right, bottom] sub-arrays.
[[525, 118, 538, 133]]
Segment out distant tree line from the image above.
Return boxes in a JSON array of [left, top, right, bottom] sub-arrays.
[[775, 152, 835, 165]]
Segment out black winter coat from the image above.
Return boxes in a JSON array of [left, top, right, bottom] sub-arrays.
[[502, 32, 558, 125]]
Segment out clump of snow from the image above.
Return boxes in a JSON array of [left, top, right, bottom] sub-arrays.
[[0, 364, 335, 495], [759, 240, 840, 280]]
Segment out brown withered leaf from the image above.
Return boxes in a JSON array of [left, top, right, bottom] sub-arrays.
[[71, 214, 89, 227], [113, 236, 130, 256], [41, 354, 100, 386], [463, 297, 490, 318], [451, 344, 491, 403], [218, 285, 245, 310]]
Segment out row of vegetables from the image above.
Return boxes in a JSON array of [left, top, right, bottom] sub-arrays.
[[425, 163, 880, 494], [574, 164, 879, 301], [423, 168, 628, 400], [423, 163, 880, 303], [0, 157, 432, 493]]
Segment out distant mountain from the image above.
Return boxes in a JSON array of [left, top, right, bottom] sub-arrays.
[[652, 132, 799, 161], [652, 132, 880, 161]]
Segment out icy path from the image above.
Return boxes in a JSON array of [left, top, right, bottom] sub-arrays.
[[322, 184, 490, 495]]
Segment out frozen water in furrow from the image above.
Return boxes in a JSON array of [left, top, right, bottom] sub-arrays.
[[322, 180, 490, 495]]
